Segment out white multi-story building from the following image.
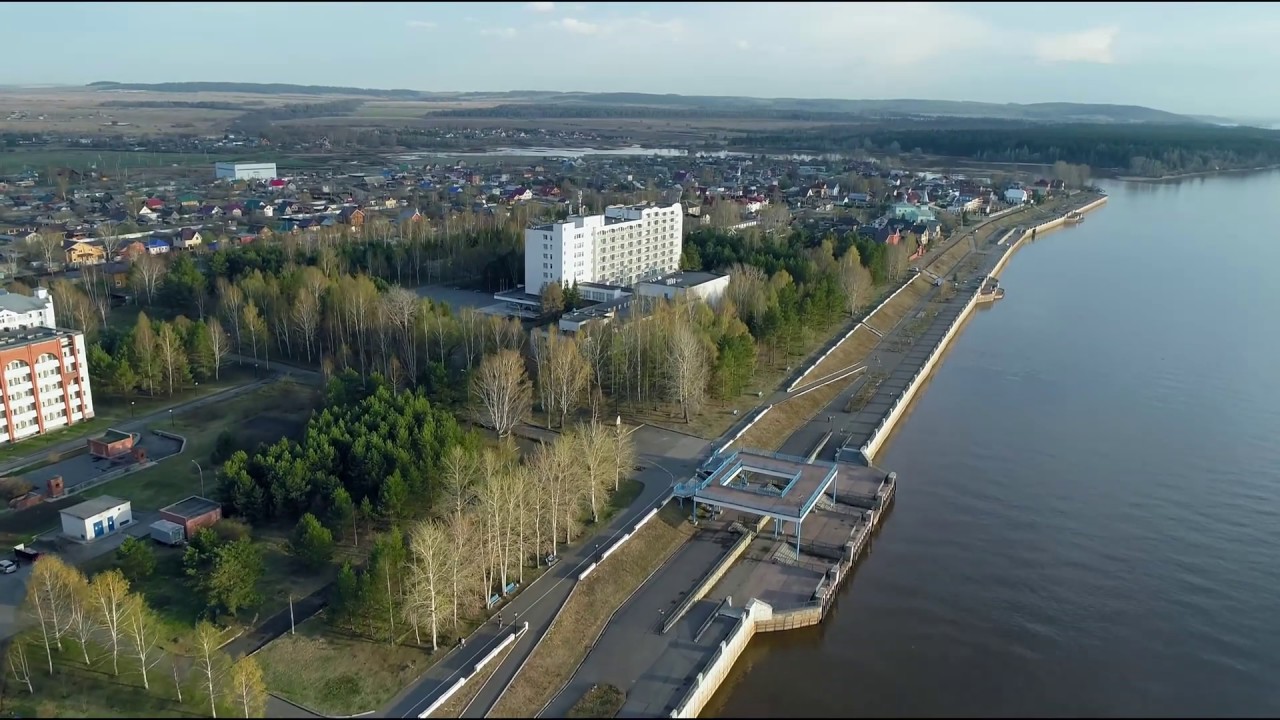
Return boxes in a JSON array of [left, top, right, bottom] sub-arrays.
[[0, 287, 55, 332], [214, 162, 278, 181], [524, 202, 683, 295]]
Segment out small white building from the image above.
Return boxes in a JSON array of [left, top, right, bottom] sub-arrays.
[[60, 496, 132, 542], [634, 271, 731, 305], [1004, 188, 1029, 205], [0, 287, 55, 331], [215, 162, 278, 181]]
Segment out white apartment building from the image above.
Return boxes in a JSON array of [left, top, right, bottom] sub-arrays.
[[0, 287, 55, 332], [524, 202, 683, 295], [0, 327, 95, 445]]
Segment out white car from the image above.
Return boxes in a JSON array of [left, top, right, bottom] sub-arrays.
[[0, 560, 16, 574]]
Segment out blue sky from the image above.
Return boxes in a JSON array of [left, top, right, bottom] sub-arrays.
[[4, 2, 1277, 119]]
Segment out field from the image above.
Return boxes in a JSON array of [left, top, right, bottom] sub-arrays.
[[256, 612, 431, 716], [489, 503, 694, 717]]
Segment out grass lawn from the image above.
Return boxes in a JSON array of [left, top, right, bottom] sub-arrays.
[[256, 612, 432, 716], [567, 683, 626, 718], [428, 641, 516, 718], [490, 503, 695, 717]]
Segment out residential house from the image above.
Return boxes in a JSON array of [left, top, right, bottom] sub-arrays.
[[1004, 188, 1029, 205], [178, 194, 200, 209], [145, 237, 171, 255], [397, 208, 423, 224], [174, 228, 202, 250], [118, 240, 147, 260], [64, 239, 105, 267], [143, 197, 165, 211], [338, 207, 366, 226]]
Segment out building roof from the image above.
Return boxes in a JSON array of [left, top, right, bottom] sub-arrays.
[[160, 496, 221, 520], [0, 289, 49, 315], [97, 429, 132, 444], [0, 326, 75, 350], [61, 495, 129, 521], [636, 271, 726, 290]]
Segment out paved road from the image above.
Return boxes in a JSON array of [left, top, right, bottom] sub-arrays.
[[380, 425, 708, 720]]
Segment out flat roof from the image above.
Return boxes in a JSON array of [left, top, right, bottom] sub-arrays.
[[691, 450, 888, 523], [61, 495, 129, 520], [637, 271, 726, 289], [160, 496, 221, 519], [0, 326, 75, 349], [97, 429, 132, 444]]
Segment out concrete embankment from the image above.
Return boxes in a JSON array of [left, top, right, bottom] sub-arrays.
[[858, 193, 1107, 463]]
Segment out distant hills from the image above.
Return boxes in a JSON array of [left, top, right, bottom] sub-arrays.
[[86, 81, 1211, 125]]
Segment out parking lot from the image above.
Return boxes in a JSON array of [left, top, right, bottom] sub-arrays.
[[21, 432, 183, 495]]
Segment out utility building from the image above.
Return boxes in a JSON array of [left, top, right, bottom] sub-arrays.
[[214, 162, 277, 181], [60, 496, 132, 542]]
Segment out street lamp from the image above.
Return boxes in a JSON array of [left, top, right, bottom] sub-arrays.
[[192, 460, 205, 496], [168, 408, 174, 428], [130, 400, 135, 417]]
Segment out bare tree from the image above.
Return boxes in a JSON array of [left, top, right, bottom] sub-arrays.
[[440, 446, 478, 627], [242, 301, 268, 367], [81, 265, 113, 325], [26, 232, 61, 271], [156, 322, 189, 396], [133, 311, 159, 395], [89, 569, 131, 676], [290, 291, 321, 364], [724, 263, 770, 328], [885, 241, 910, 282], [612, 420, 636, 492], [569, 421, 613, 523], [124, 594, 161, 690], [7, 637, 33, 694], [218, 278, 245, 356], [65, 571, 95, 665], [383, 287, 419, 379], [545, 331, 589, 429], [838, 247, 873, 317], [665, 320, 710, 423], [406, 520, 455, 651], [131, 252, 167, 305], [472, 350, 531, 438], [194, 621, 225, 718], [206, 318, 231, 381], [95, 222, 125, 264]]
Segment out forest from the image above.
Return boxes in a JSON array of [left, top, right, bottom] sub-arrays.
[[727, 122, 1280, 177]]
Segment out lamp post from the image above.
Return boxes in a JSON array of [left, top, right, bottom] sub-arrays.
[[192, 460, 205, 496], [130, 400, 135, 418], [168, 408, 173, 428]]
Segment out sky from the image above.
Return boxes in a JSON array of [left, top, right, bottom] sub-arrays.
[[3, 2, 1277, 119]]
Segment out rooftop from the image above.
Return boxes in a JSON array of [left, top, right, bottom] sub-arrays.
[[0, 326, 74, 349], [688, 449, 888, 524], [636, 271, 726, 289], [160, 496, 221, 519], [0, 289, 50, 316], [97, 429, 132, 444], [61, 495, 129, 520]]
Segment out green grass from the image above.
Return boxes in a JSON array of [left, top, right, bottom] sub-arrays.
[[256, 612, 432, 716], [567, 683, 626, 718], [0, 147, 275, 175]]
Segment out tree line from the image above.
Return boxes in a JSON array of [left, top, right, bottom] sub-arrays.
[[726, 122, 1280, 177], [9, 553, 267, 717]]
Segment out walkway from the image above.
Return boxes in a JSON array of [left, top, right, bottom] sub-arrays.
[[381, 425, 709, 719]]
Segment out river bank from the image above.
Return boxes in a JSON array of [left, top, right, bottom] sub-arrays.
[[1114, 163, 1280, 183]]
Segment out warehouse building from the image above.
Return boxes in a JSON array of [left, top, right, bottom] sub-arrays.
[[214, 161, 277, 181], [60, 496, 132, 542]]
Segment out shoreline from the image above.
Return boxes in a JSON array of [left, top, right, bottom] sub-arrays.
[[1114, 164, 1280, 183]]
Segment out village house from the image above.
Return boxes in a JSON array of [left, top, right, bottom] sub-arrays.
[[145, 237, 171, 255], [173, 228, 202, 250], [64, 239, 105, 267]]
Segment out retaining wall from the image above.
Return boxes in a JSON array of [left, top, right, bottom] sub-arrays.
[[668, 599, 771, 719], [660, 514, 768, 635], [718, 404, 773, 456], [420, 623, 529, 718], [860, 287, 981, 463]]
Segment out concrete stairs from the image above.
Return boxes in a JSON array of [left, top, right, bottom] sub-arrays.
[[772, 543, 800, 567]]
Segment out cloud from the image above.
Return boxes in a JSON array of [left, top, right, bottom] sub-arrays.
[[557, 17, 599, 35], [528, 1, 555, 11], [1034, 26, 1119, 64], [736, 40, 750, 51], [480, 27, 518, 38], [406, 20, 436, 30]]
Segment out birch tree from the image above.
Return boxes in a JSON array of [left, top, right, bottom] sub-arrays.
[[838, 247, 873, 317], [24, 555, 77, 673], [7, 638, 33, 694], [472, 350, 531, 438], [291, 291, 321, 364], [242, 301, 268, 367], [545, 331, 589, 429], [665, 320, 710, 423], [89, 568, 131, 676], [132, 252, 166, 305], [383, 287, 419, 380], [206, 317, 231, 381], [229, 656, 267, 718], [218, 278, 245, 355], [440, 446, 477, 627], [194, 620, 225, 718], [156, 322, 189, 396], [133, 311, 159, 395], [124, 594, 161, 690], [570, 421, 613, 524], [406, 520, 454, 651], [65, 571, 96, 665], [612, 420, 637, 492]]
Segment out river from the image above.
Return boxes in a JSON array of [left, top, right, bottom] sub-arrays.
[[705, 171, 1280, 718]]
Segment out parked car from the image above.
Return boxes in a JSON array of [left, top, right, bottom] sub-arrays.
[[0, 560, 17, 574]]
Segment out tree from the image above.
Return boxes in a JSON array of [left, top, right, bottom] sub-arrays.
[[406, 520, 454, 651], [194, 621, 226, 718], [131, 252, 167, 305], [329, 487, 356, 546], [612, 420, 636, 492], [885, 241, 910, 282], [229, 656, 267, 718], [206, 317, 231, 381], [472, 349, 531, 438], [7, 637, 33, 694], [332, 562, 360, 632], [123, 594, 161, 690], [26, 232, 61, 271], [65, 570, 96, 665], [665, 320, 710, 423], [570, 421, 612, 523], [838, 246, 873, 317], [218, 279, 245, 355], [710, 198, 741, 228], [89, 569, 132, 675], [539, 282, 565, 317], [185, 531, 264, 617], [156, 321, 191, 396], [290, 512, 335, 570], [24, 555, 78, 673], [379, 472, 409, 524], [116, 536, 156, 581], [544, 331, 589, 429], [242, 301, 268, 366], [132, 312, 159, 396], [49, 279, 98, 336]]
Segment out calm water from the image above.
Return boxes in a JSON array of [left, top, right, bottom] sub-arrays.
[[707, 171, 1280, 718]]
